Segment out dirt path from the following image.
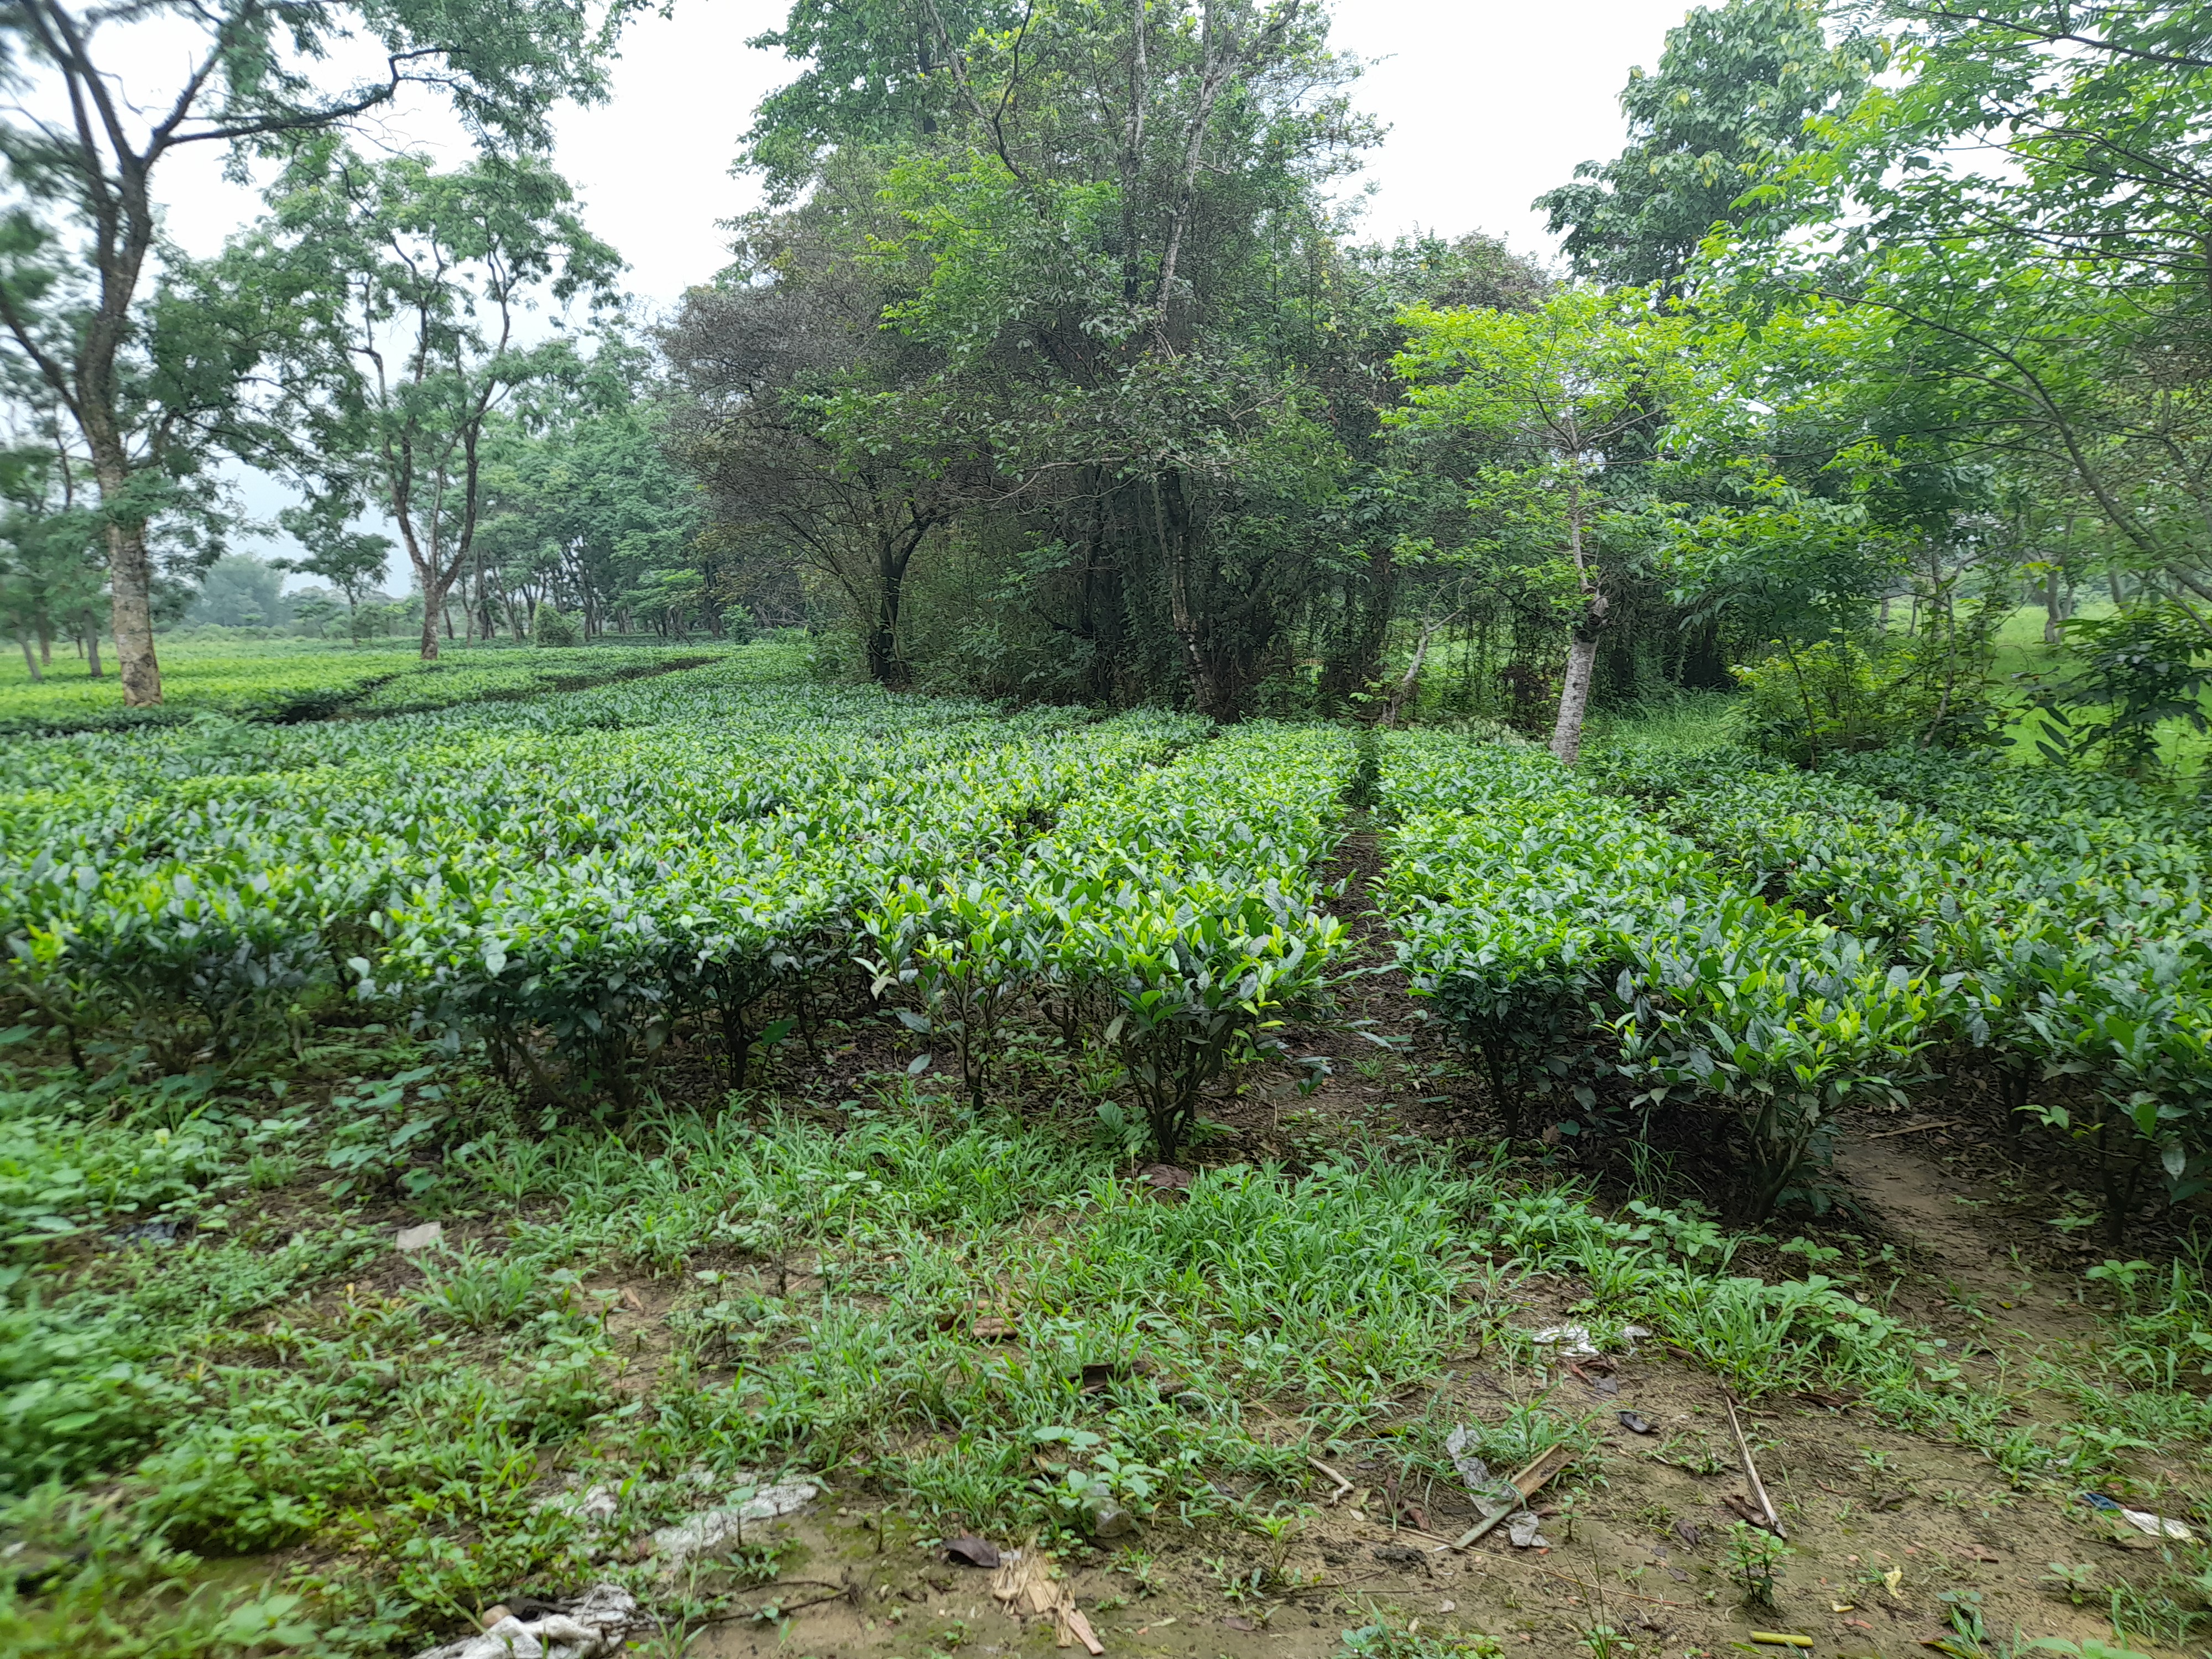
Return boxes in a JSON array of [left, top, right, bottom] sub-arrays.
[[1835, 1132, 2107, 1353]]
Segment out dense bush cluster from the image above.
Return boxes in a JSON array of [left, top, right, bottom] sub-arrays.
[[1, 644, 1360, 1160], [1379, 734, 1948, 1221], [1603, 744, 2212, 1240]]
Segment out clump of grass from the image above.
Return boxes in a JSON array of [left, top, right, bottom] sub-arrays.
[[1727, 1519, 1790, 1608]]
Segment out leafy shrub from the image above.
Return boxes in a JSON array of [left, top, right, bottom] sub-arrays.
[[531, 604, 581, 647], [2026, 602, 2210, 778], [1734, 634, 1999, 765], [1379, 732, 1942, 1219]]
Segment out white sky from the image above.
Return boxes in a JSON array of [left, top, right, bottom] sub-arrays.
[[135, 0, 1689, 582]]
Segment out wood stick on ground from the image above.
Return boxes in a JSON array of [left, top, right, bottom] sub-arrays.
[[1449, 1442, 1575, 1550], [1864, 1119, 1961, 1140], [1724, 1391, 1786, 1538], [1307, 1456, 1353, 1505]]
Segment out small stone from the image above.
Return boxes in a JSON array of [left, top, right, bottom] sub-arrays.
[[479, 1606, 512, 1630], [395, 1222, 443, 1252]]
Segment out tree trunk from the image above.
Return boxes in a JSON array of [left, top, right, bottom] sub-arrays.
[[1150, 473, 1226, 718], [18, 635, 40, 681], [105, 512, 161, 705], [418, 581, 444, 661], [1550, 631, 1600, 764], [1550, 474, 1599, 764], [85, 624, 101, 678], [866, 542, 909, 687], [2044, 566, 2065, 644], [1384, 614, 1450, 728]]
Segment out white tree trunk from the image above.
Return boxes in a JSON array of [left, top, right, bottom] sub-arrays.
[[1550, 633, 1599, 764]]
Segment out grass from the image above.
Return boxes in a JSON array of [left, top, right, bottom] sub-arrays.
[[0, 634, 736, 734], [6, 1032, 2209, 1655]]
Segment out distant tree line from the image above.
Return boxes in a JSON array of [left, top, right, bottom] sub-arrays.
[[4, 0, 2206, 757]]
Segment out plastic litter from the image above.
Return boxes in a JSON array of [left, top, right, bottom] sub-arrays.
[[1506, 1512, 1551, 1549], [1443, 1425, 1488, 1484], [1444, 1425, 1519, 1512], [410, 1583, 640, 1659], [2122, 1507, 2194, 1540], [649, 1480, 818, 1571], [2081, 1491, 2194, 1540], [1529, 1323, 1651, 1359]]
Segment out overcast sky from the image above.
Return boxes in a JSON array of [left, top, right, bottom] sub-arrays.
[[142, 0, 1690, 577]]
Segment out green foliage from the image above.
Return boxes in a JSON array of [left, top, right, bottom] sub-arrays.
[[2030, 604, 2210, 778], [531, 603, 582, 648], [0, 636, 724, 735], [1340, 1621, 1506, 1659], [1537, 0, 1882, 298], [865, 724, 1349, 1157], [1726, 1519, 1790, 1607], [1379, 730, 1947, 1220], [2083, 1254, 2212, 1387], [1733, 634, 2000, 764], [1605, 740, 2212, 1241], [1, 647, 1350, 1160]]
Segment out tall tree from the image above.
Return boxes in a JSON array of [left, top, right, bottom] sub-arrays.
[[1536, 0, 1881, 300], [718, 0, 1377, 715], [0, 0, 635, 702], [1706, 0, 2212, 622], [1391, 289, 1701, 763], [226, 142, 623, 660]]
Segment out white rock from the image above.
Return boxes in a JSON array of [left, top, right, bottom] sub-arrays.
[[396, 1221, 444, 1253]]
